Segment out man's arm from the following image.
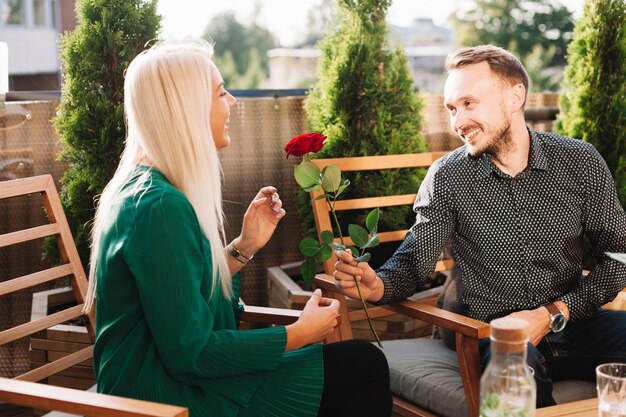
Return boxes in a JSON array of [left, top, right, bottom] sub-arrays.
[[374, 158, 456, 304], [509, 146, 626, 344], [561, 146, 626, 321]]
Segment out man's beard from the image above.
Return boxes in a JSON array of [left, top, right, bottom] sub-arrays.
[[468, 118, 514, 159]]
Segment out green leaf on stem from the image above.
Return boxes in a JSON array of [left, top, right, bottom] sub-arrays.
[[321, 230, 334, 244], [335, 183, 349, 197], [348, 246, 360, 256], [299, 237, 320, 257], [301, 257, 317, 288], [316, 244, 333, 262], [321, 164, 342, 192], [365, 208, 380, 234], [303, 184, 320, 192], [330, 242, 346, 250], [363, 234, 380, 249], [312, 193, 329, 201], [295, 161, 321, 189], [348, 224, 369, 248], [354, 253, 371, 263]]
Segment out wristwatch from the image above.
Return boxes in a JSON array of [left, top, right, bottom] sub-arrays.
[[227, 241, 253, 264], [543, 302, 567, 333]]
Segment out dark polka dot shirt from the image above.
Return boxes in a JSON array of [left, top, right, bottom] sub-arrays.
[[376, 130, 626, 323]]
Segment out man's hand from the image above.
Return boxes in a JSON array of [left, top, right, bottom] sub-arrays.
[[333, 250, 384, 302], [505, 308, 551, 346]]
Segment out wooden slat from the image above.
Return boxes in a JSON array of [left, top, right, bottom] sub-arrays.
[[16, 346, 94, 382], [436, 259, 454, 272], [348, 305, 397, 322], [310, 152, 448, 171], [0, 304, 84, 345], [390, 300, 490, 338], [456, 334, 481, 417], [0, 223, 60, 248], [535, 398, 597, 417], [333, 194, 416, 211], [393, 396, 439, 417], [0, 264, 73, 296], [240, 305, 301, 325], [0, 175, 50, 199], [332, 230, 408, 247], [0, 377, 189, 417]]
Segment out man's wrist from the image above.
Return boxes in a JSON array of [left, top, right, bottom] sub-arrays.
[[553, 300, 570, 321], [370, 275, 385, 302]]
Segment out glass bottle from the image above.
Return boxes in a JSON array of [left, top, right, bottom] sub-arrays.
[[480, 317, 536, 417]]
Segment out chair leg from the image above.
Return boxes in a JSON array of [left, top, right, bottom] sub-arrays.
[[456, 334, 481, 417]]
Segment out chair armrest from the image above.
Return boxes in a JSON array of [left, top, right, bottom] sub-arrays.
[[240, 305, 301, 325], [314, 273, 490, 339], [391, 300, 490, 339], [0, 377, 188, 417]]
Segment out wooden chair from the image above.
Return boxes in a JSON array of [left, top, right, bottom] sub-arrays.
[[309, 153, 596, 417], [0, 174, 300, 417]]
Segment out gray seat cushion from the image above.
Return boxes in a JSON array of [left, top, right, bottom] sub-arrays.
[[552, 379, 596, 404], [381, 338, 597, 417], [383, 338, 469, 417]]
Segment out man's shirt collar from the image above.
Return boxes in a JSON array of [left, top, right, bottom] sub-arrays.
[[472, 129, 549, 180]]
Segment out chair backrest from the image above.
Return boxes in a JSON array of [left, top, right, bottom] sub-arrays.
[[309, 152, 454, 343], [309, 152, 453, 275], [0, 174, 94, 383]]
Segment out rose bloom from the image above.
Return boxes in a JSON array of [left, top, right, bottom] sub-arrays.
[[284, 132, 327, 158]]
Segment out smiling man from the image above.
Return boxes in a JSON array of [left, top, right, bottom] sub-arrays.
[[332, 45, 626, 408]]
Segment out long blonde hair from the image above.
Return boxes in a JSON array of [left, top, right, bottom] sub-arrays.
[[84, 41, 232, 313]]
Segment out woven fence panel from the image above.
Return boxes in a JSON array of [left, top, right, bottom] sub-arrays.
[[0, 99, 67, 377], [220, 96, 309, 305]]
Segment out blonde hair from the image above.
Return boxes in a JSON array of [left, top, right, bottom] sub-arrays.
[[84, 40, 232, 313], [446, 45, 530, 107]]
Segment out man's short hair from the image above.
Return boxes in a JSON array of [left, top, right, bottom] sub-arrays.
[[445, 45, 530, 106]]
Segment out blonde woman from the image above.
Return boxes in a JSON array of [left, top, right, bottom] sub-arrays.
[[86, 41, 391, 417]]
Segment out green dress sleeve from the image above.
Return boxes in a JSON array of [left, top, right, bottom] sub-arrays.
[[231, 272, 245, 324], [125, 192, 287, 382]]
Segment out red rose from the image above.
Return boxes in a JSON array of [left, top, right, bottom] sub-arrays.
[[284, 132, 327, 158]]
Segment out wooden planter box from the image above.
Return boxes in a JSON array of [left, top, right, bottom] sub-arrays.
[[30, 287, 95, 390], [267, 262, 440, 341]]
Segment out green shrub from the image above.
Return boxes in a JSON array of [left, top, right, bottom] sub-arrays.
[[555, 0, 626, 206], [51, 0, 161, 267], [303, 0, 428, 262]]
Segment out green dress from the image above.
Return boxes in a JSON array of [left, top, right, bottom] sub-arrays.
[[93, 166, 324, 417]]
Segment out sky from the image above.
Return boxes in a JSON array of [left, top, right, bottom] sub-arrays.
[[157, 0, 586, 47]]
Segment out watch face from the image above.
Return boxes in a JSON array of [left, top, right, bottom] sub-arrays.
[[551, 314, 566, 332]]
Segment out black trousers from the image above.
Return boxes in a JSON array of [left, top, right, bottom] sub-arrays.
[[317, 340, 392, 417]]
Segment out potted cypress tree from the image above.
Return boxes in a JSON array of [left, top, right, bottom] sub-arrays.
[[51, 0, 161, 267], [303, 0, 430, 267], [555, 0, 626, 206]]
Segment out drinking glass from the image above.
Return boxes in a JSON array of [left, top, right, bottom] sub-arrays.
[[597, 363, 626, 417]]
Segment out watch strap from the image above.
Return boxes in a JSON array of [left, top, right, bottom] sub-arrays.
[[543, 302, 561, 316], [227, 242, 253, 264]]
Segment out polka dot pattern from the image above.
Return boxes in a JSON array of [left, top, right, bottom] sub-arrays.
[[376, 130, 626, 323]]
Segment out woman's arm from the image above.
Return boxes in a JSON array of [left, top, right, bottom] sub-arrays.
[[227, 186, 285, 275]]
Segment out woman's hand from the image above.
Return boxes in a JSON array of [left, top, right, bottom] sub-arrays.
[[333, 250, 384, 302], [234, 186, 286, 256], [286, 289, 339, 351]]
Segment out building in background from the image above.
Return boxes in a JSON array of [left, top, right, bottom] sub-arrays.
[[267, 18, 457, 94], [389, 18, 456, 95], [267, 48, 319, 89], [0, 0, 76, 91]]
